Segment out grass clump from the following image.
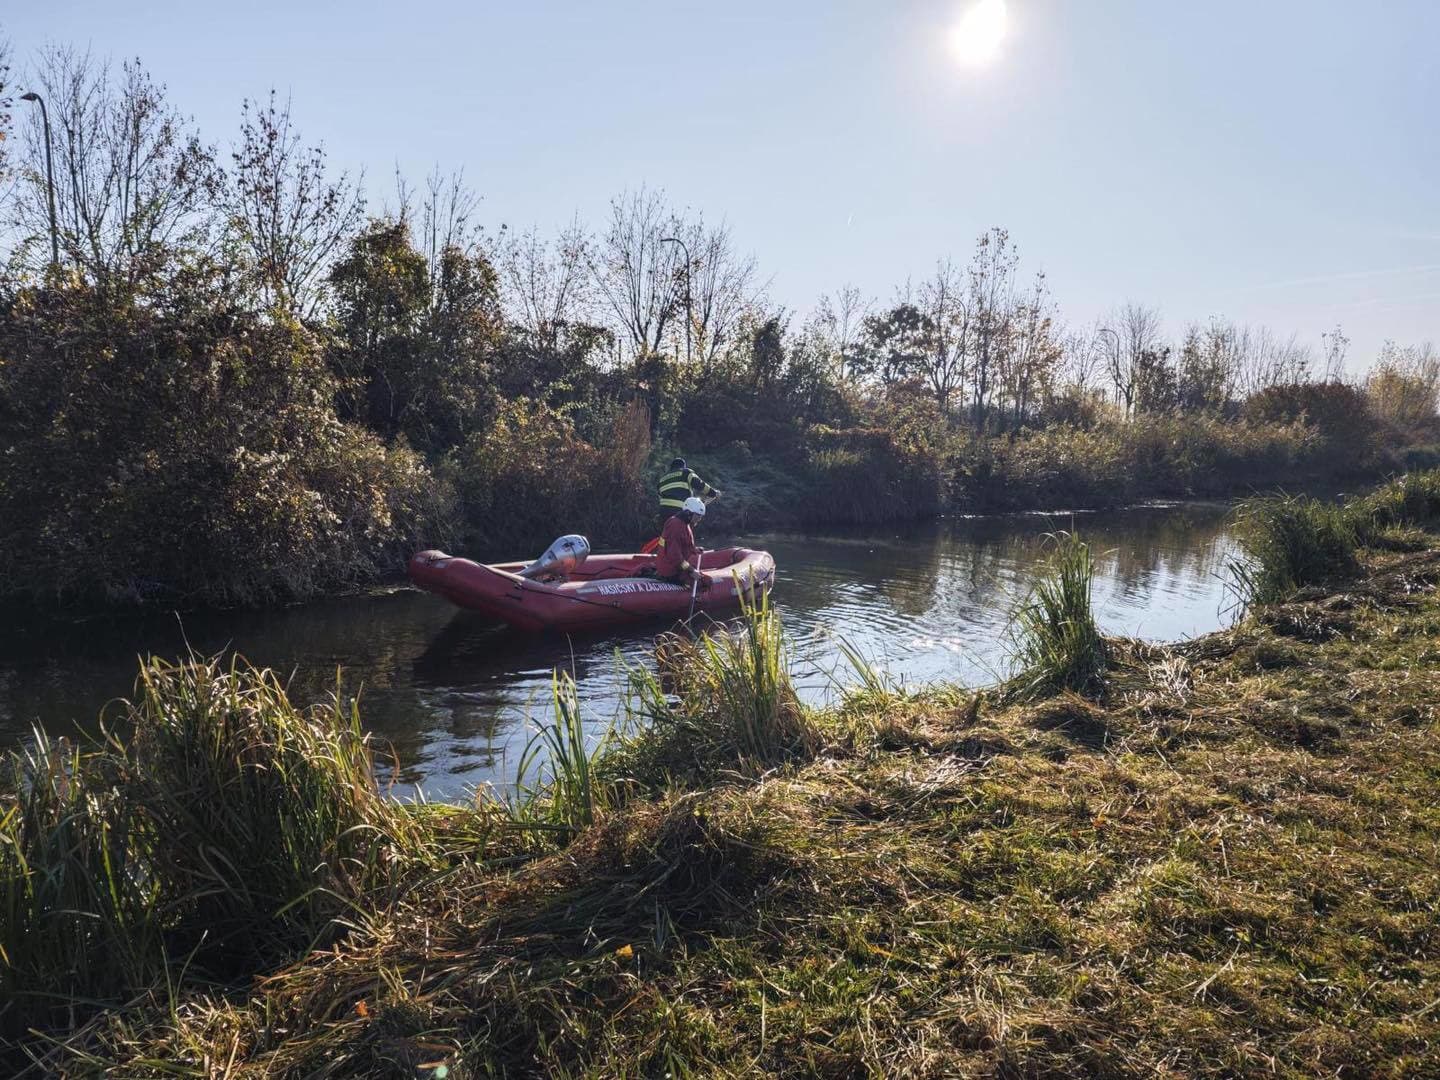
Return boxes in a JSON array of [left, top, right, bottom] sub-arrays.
[[0, 655, 421, 1051], [112, 655, 416, 965], [1229, 493, 1362, 609], [510, 670, 615, 834], [618, 589, 819, 787], [0, 736, 163, 1038], [1007, 531, 1109, 701], [1229, 471, 1440, 612]]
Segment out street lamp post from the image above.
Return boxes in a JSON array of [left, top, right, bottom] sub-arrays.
[[1095, 326, 1121, 411], [19, 92, 60, 273], [660, 236, 693, 365]]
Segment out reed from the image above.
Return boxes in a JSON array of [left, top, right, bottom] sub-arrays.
[[1346, 469, 1440, 536], [111, 655, 413, 966], [620, 588, 818, 787], [0, 654, 423, 1048], [0, 734, 163, 1037], [1007, 531, 1109, 701], [510, 670, 613, 834]]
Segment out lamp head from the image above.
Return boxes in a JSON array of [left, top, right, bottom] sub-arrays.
[[20, 92, 40, 102]]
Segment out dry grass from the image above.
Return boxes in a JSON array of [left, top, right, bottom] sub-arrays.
[[9, 534, 1440, 1077]]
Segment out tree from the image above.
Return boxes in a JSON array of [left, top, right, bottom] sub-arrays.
[[500, 216, 595, 355], [12, 49, 219, 290], [1365, 341, 1440, 434], [1101, 302, 1163, 416], [329, 216, 502, 452], [588, 186, 684, 360], [997, 273, 1061, 425], [967, 228, 1019, 429], [666, 215, 760, 362], [809, 284, 872, 384], [857, 302, 929, 388], [915, 258, 970, 414], [228, 91, 363, 319]]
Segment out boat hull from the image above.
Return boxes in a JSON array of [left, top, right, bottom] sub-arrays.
[[407, 548, 776, 632]]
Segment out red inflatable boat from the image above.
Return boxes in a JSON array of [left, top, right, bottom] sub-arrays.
[[407, 547, 776, 633]]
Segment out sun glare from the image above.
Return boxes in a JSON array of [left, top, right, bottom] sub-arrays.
[[951, 0, 1009, 68]]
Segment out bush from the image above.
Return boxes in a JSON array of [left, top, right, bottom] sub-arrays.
[[803, 398, 944, 523], [954, 416, 1314, 510], [0, 283, 444, 606], [1243, 381, 1378, 472], [440, 397, 650, 558]]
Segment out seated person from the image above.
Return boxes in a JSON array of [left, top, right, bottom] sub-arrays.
[[654, 497, 711, 589]]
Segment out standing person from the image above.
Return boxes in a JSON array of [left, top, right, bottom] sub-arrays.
[[654, 497, 711, 589], [656, 457, 720, 534]]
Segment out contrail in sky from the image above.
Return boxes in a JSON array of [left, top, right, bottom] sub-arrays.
[[1248, 264, 1440, 292]]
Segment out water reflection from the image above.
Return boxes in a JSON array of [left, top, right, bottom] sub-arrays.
[[0, 503, 1236, 797]]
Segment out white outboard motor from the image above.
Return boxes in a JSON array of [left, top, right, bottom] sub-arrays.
[[519, 534, 591, 580]]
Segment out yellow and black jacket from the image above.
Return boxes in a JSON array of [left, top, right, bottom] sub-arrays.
[[657, 467, 717, 511]]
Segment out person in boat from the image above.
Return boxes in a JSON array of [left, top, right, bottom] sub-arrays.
[[657, 457, 720, 532], [654, 496, 711, 589]]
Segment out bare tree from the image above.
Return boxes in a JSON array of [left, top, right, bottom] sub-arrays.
[[997, 272, 1061, 424], [809, 284, 872, 383], [915, 257, 970, 414], [1235, 325, 1311, 395], [1101, 302, 1164, 416], [665, 216, 761, 362], [12, 48, 219, 287], [500, 215, 595, 353], [967, 227, 1019, 429], [1320, 323, 1350, 382], [588, 186, 685, 360], [0, 34, 13, 211], [227, 90, 363, 318]]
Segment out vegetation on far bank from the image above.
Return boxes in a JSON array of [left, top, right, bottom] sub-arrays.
[[1, 44, 1438, 609], [4, 471, 1440, 1076]]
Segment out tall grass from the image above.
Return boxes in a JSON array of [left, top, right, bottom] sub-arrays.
[[620, 589, 818, 786], [112, 656, 414, 965], [1228, 494, 1361, 609], [1227, 470, 1440, 612], [0, 655, 420, 1043], [1007, 531, 1109, 701], [0, 734, 163, 1036], [1346, 469, 1440, 535], [510, 671, 614, 833]]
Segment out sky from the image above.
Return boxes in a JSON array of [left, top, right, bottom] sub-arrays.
[[5, 0, 1438, 369]]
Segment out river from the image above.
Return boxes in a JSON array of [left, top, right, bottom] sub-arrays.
[[0, 502, 1237, 798]]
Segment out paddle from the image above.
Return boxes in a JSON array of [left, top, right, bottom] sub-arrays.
[[687, 549, 704, 621]]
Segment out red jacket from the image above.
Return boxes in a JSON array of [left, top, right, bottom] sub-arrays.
[[655, 514, 699, 579]]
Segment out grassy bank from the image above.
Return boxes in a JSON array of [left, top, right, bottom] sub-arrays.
[[5, 475, 1440, 1076]]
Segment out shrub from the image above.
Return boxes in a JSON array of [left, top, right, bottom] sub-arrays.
[[1243, 381, 1378, 472], [441, 397, 650, 558], [803, 403, 944, 523], [0, 283, 443, 606]]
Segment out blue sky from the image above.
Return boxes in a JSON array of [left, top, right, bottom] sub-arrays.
[[6, 0, 1437, 367]]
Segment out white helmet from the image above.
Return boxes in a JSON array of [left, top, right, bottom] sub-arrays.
[[683, 496, 706, 517]]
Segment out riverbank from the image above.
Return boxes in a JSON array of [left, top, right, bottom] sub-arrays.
[[5, 477, 1440, 1077]]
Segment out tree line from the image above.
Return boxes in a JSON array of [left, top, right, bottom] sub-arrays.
[[0, 43, 1434, 606]]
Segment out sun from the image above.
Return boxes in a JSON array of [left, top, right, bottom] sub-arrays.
[[950, 0, 1010, 68]]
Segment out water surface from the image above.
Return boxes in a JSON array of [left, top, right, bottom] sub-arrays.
[[0, 503, 1236, 797]]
